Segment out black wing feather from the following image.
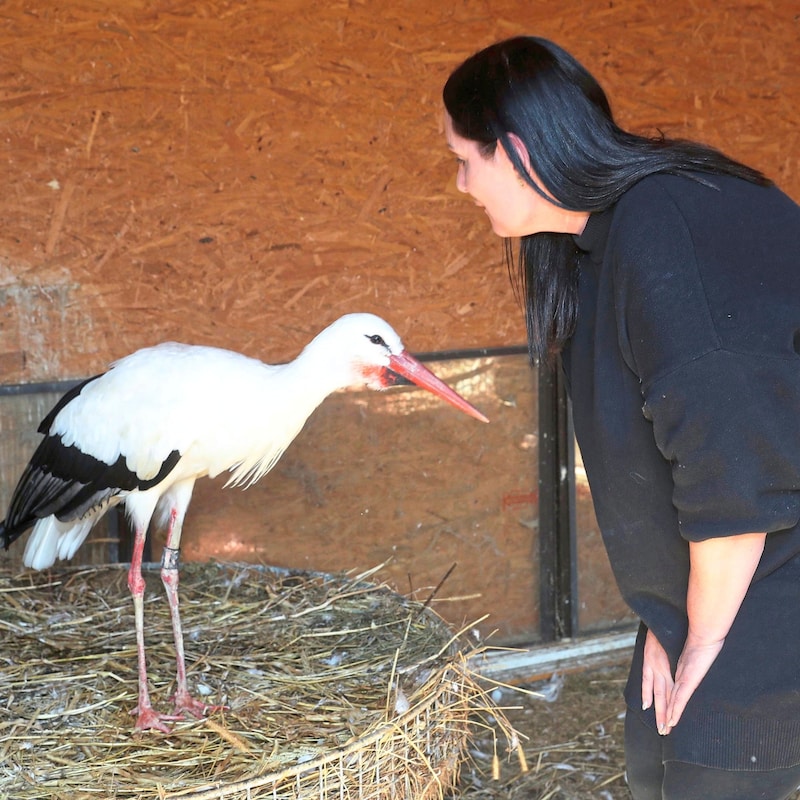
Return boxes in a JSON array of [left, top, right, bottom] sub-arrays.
[[2, 388, 182, 550]]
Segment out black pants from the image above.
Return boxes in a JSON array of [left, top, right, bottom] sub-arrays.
[[625, 712, 800, 800]]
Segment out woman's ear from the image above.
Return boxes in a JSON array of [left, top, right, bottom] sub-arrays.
[[504, 132, 533, 176]]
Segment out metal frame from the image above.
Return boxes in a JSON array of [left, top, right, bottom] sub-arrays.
[[0, 346, 578, 643], [537, 360, 577, 641]]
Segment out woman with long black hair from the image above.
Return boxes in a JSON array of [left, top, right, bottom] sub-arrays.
[[443, 36, 800, 800]]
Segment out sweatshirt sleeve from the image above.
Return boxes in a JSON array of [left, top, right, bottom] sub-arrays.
[[611, 177, 800, 541], [642, 351, 800, 540]]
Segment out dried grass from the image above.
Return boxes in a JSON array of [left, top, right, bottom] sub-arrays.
[[0, 562, 520, 799]]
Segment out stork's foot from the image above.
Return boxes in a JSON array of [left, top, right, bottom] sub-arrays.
[[171, 686, 227, 720], [132, 702, 184, 733]]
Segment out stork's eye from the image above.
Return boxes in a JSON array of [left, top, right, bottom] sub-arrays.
[[367, 334, 388, 347]]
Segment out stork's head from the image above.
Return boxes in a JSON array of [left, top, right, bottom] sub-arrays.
[[311, 313, 488, 423]]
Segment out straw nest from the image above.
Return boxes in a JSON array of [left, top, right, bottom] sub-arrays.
[[0, 562, 520, 799]]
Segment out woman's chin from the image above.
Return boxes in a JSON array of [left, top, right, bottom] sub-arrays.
[[488, 218, 507, 237]]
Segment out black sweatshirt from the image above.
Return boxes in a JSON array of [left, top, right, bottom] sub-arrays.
[[563, 172, 800, 770]]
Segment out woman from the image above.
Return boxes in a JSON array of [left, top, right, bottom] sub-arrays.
[[443, 36, 800, 799]]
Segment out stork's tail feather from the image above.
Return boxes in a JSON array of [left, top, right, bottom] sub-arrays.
[[20, 517, 95, 571]]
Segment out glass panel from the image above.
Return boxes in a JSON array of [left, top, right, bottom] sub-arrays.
[[0, 355, 542, 646]]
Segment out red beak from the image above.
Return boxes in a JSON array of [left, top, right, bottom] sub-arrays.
[[386, 351, 489, 423]]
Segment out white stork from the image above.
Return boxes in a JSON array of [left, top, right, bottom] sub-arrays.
[[0, 313, 487, 732]]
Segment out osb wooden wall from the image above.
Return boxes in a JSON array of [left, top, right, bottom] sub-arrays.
[[1, 0, 797, 380], [0, 1, 797, 642]]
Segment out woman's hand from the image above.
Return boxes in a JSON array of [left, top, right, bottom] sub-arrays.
[[649, 532, 766, 736], [663, 634, 725, 735], [641, 628, 674, 733]]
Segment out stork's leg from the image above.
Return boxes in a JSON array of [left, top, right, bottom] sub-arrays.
[[127, 525, 182, 733], [161, 504, 223, 719]]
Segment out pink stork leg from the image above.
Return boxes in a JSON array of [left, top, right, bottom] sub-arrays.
[[160, 488, 224, 719], [127, 524, 182, 733]]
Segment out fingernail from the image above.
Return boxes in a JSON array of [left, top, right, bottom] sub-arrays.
[[642, 701, 650, 711], [658, 722, 665, 734]]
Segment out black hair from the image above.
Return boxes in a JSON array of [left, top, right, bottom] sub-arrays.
[[443, 36, 771, 363]]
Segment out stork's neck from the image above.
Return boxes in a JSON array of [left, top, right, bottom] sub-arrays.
[[281, 332, 364, 408]]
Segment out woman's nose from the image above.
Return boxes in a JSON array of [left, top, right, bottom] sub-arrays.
[[455, 168, 467, 193]]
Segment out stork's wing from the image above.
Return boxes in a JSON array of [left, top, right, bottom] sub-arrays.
[[37, 375, 102, 435], [0, 432, 180, 550]]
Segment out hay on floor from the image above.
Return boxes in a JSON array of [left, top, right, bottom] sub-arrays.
[[0, 562, 521, 799]]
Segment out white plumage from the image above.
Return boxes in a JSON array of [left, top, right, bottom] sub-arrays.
[[1, 312, 487, 732]]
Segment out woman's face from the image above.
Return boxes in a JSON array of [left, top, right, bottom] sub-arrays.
[[444, 113, 588, 237]]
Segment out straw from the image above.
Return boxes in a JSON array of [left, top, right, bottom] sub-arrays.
[[0, 562, 518, 799]]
